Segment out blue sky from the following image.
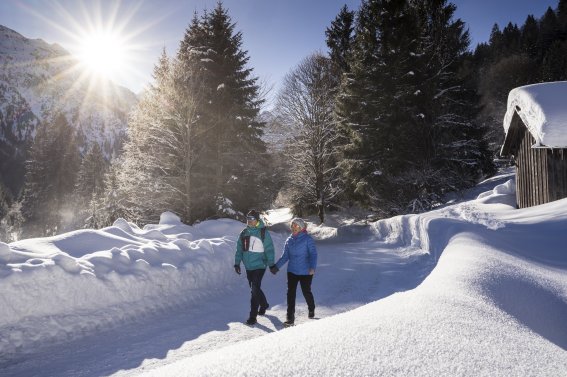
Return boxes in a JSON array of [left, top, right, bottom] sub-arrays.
[[0, 0, 559, 107]]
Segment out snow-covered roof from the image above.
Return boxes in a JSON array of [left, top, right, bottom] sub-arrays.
[[503, 81, 567, 150]]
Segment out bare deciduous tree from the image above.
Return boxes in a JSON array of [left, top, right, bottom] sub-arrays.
[[276, 53, 341, 223]]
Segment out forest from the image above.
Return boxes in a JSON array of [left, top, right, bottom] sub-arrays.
[[2, 0, 567, 241]]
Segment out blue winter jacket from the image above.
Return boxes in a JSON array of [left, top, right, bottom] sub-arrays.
[[275, 231, 317, 275]]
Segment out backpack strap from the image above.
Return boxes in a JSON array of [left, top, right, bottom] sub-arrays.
[[240, 229, 250, 251]]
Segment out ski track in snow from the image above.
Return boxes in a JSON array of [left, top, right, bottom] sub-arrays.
[[0, 232, 432, 377]]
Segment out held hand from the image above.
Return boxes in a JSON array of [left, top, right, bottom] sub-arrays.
[[234, 265, 241, 275], [309, 268, 315, 276], [269, 265, 279, 275]]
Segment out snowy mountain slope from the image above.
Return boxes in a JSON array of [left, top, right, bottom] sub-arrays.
[[0, 170, 566, 376], [0, 24, 137, 192]]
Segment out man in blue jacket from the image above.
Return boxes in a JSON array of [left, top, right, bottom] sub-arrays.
[[270, 217, 317, 327], [234, 209, 275, 326]]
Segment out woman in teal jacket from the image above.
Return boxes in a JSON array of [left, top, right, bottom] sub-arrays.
[[234, 210, 275, 325], [271, 217, 317, 326]]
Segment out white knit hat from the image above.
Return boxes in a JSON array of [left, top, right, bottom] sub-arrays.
[[290, 218, 306, 230]]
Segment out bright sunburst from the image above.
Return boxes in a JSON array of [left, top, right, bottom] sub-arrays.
[[77, 30, 127, 80]]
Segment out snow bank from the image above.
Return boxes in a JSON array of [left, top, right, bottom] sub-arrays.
[[503, 81, 567, 148], [141, 180, 567, 377], [0, 213, 246, 360]]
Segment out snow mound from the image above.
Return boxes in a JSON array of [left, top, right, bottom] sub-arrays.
[[0, 215, 246, 361], [160, 211, 182, 225]]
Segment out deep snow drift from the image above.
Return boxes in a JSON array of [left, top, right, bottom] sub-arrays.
[[1, 169, 566, 376]]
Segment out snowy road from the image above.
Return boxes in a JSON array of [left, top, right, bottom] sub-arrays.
[[1, 230, 432, 377]]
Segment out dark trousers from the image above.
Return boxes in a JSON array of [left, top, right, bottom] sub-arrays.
[[246, 268, 268, 318], [286, 272, 315, 320]]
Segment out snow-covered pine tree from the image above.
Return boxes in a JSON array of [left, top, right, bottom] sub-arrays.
[[335, 0, 418, 212], [113, 48, 203, 224], [404, 0, 494, 209], [176, 3, 269, 219], [276, 53, 341, 223], [336, 0, 494, 216]]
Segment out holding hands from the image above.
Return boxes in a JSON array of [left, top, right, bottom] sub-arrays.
[[269, 265, 279, 275]]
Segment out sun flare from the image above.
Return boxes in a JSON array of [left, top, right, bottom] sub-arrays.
[[77, 30, 127, 80]]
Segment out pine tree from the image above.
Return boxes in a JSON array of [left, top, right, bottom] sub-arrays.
[[76, 143, 108, 228], [76, 143, 107, 199], [521, 15, 540, 59], [558, 0, 567, 38], [337, 0, 493, 215], [325, 5, 355, 74], [176, 3, 268, 218], [541, 40, 567, 81], [539, 7, 560, 59], [114, 50, 203, 224], [488, 24, 504, 59], [19, 112, 80, 236], [501, 22, 522, 55]]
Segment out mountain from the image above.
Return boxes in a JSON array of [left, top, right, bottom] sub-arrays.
[[0, 24, 137, 195], [257, 110, 290, 152]]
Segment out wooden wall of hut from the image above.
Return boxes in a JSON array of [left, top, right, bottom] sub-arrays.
[[515, 128, 567, 208]]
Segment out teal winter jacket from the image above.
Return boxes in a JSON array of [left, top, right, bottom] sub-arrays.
[[234, 219, 275, 271]]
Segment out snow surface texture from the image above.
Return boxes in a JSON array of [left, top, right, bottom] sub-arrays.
[[503, 81, 567, 148], [1, 170, 567, 376]]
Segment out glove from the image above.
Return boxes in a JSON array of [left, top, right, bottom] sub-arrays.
[[269, 265, 278, 274], [234, 265, 241, 275]]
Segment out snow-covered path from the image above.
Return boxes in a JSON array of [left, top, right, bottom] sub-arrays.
[[2, 228, 432, 377], [5, 169, 566, 376]]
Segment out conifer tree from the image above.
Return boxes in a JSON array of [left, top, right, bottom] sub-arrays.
[[76, 143, 107, 199], [19, 113, 80, 236], [325, 5, 355, 74], [176, 3, 268, 218], [76, 143, 108, 228], [541, 40, 567, 81], [521, 15, 540, 59], [114, 50, 203, 224], [336, 0, 493, 215], [539, 7, 560, 59]]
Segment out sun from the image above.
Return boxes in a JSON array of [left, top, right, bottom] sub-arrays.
[[77, 30, 127, 81]]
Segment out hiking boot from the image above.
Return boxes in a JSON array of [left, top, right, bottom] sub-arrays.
[[283, 320, 294, 327], [245, 317, 257, 325], [283, 317, 294, 327], [308, 310, 315, 319], [258, 304, 269, 316]]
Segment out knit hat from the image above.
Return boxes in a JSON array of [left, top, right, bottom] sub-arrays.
[[246, 209, 260, 221], [290, 217, 306, 230]]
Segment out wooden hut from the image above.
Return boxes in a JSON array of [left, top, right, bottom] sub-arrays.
[[501, 82, 567, 209]]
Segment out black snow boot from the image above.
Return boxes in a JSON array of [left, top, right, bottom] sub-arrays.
[[246, 317, 257, 325], [258, 304, 269, 315]]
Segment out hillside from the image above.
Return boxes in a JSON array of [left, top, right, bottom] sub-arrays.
[[0, 25, 137, 194]]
